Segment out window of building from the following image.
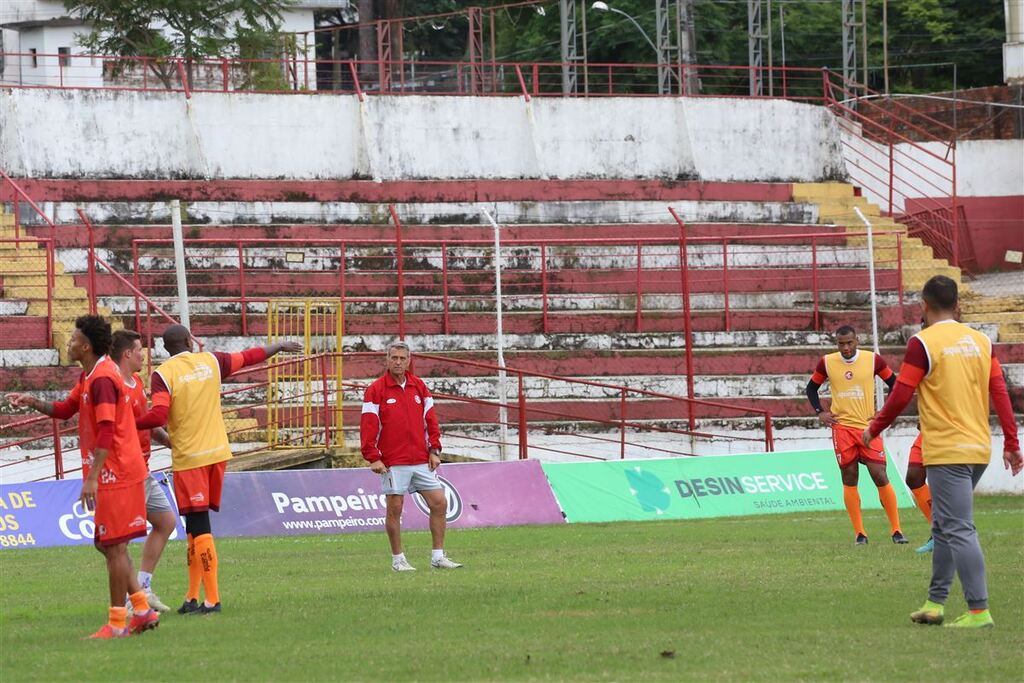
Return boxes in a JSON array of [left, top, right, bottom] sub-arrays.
[[29, 48, 38, 68], [58, 47, 71, 67]]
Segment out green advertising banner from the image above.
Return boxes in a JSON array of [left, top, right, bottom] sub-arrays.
[[541, 449, 914, 523]]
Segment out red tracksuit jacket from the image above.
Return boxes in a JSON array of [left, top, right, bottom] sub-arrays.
[[360, 372, 441, 467]]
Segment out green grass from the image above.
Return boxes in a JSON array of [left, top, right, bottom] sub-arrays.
[[2, 497, 1023, 682]]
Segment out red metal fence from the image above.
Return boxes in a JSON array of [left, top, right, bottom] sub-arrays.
[[823, 71, 967, 270], [1, 53, 829, 101], [0, 351, 775, 483]]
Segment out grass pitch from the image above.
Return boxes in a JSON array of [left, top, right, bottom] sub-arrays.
[[1, 497, 1022, 682]]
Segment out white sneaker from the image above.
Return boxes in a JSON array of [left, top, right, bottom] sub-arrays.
[[146, 589, 171, 613], [392, 557, 417, 572], [431, 555, 463, 569]]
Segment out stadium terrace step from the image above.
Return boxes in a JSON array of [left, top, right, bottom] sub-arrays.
[[0, 300, 29, 315], [20, 179, 799, 204], [135, 325, 1001, 359], [45, 198, 819, 226], [130, 306, 920, 338], [5, 344, 1021, 392], [0, 349, 60, 368], [76, 267, 905, 299], [24, 222, 849, 247], [0, 317, 50, 350]]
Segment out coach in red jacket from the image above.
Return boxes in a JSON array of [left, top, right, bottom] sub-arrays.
[[360, 341, 463, 572]]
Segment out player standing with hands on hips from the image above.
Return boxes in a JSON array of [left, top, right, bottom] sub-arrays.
[[360, 342, 462, 571]]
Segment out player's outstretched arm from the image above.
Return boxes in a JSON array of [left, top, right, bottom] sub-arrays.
[[5, 393, 79, 420], [262, 340, 304, 359]]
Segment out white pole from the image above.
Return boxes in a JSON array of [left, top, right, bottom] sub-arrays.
[[853, 206, 883, 410], [481, 208, 509, 461], [170, 199, 191, 329]]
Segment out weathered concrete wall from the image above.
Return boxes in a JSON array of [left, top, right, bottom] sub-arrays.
[[0, 88, 847, 182], [839, 136, 1024, 213]]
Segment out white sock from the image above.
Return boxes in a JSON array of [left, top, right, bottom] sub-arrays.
[[392, 553, 405, 564], [431, 549, 444, 562], [138, 571, 153, 590]]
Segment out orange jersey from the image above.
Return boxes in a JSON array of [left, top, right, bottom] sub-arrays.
[[123, 373, 152, 463], [811, 350, 894, 430], [77, 357, 147, 487]]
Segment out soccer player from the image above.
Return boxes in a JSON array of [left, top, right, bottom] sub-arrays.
[[905, 432, 934, 553], [135, 325, 302, 615], [865, 275, 1021, 628], [110, 329, 175, 612], [360, 341, 462, 571], [806, 325, 907, 545], [5, 315, 159, 638]]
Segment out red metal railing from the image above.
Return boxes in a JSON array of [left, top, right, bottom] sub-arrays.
[[0, 351, 774, 483], [822, 70, 963, 269], [0, 52, 827, 101], [120, 229, 904, 335]]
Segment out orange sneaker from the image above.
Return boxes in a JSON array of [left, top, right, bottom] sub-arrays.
[[128, 609, 160, 635], [85, 624, 128, 640]]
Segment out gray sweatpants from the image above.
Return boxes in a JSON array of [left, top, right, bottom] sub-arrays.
[[926, 463, 988, 610]]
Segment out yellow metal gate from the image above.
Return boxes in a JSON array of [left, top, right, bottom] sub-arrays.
[[266, 299, 344, 449]]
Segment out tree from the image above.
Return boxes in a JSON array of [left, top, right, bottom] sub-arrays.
[[64, 0, 294, 89]]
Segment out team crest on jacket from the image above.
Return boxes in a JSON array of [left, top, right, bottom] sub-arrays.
[[414, 395, 421, 404], [844, 370, 854, 380]]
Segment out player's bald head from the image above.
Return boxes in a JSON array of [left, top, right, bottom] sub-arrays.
[[163, 324, 192, 355]]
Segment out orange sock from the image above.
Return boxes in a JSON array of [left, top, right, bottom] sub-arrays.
[[194, 533, 220, 606], [878, 483, 902, 534], [108, 606, 127, 631], [186, 533, 202, 602], [128, 590, 151, 615], [910, 484, 932, 524], [843, 486, 866, 536]]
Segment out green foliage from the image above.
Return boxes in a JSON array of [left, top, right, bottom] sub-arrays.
[[63, 0, 296, 88], [391, 0, 1004, 92], [1, 497, 1022, 681]]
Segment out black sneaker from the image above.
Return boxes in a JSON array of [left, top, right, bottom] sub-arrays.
[[177, 599, 200, 615], [855, 534, 869, 546], [196, 602, 221, 615], [892, 531, 909, 545]]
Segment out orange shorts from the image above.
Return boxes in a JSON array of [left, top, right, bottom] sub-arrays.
[[94, 480, 148, 547], [173, 461, 227, 514], [908, 433, 924, 467], [832, 424, 886, 468]]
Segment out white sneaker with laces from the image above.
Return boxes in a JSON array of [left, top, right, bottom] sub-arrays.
[[431, 555, 463, 569], [146, 589, 171, 613], [392, 557, 417, 572]]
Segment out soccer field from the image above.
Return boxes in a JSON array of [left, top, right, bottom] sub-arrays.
[[2, 497, 1022, 682]]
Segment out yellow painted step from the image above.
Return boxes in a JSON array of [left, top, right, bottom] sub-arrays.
[[0, 260, 64, 275], [792, 182, 856, 201], [961, 311, 1024, 325]]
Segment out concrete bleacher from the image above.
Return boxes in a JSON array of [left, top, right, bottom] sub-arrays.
[[4, 180, 1022, 448]]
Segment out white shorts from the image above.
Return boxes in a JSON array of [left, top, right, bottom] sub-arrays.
[[381, 464, 443, 496], [144, 474, 175, 514]]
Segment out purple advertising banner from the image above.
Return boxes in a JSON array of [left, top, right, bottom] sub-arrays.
[[0, 472, 186, 550], [214, 460, 565, 538]]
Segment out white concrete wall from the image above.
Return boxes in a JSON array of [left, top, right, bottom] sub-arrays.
[[0, 88, 848, 181], [839, 134, 1024, 213]]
